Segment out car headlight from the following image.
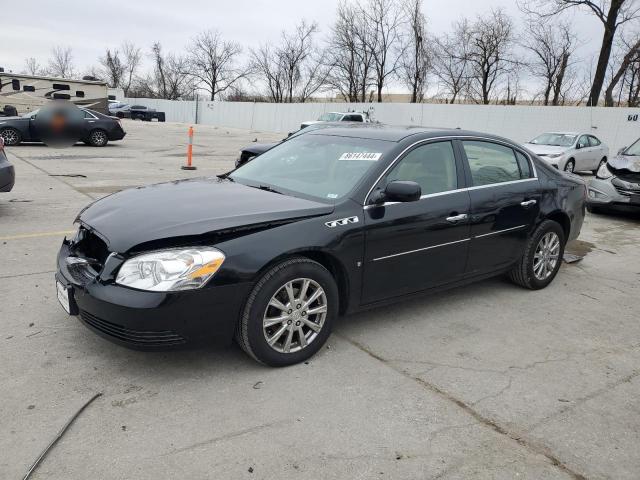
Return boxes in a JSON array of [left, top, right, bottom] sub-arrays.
[[115, 247, 225, 291], [546, 153, 563, 159], [596, 163, 613, 179]]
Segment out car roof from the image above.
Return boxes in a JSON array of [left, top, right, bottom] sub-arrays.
[[540, 131, 581, 136], [305, 123, 483, 142]]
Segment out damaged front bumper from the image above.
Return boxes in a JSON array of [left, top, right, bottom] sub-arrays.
[[55, 235, 251, 350], [587, 177, 640, 211]]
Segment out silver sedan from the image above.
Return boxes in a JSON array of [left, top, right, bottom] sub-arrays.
[[587, 139, 640, 213], [523, 132, 609, 174]]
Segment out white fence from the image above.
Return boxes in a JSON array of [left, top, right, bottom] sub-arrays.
[[124, 98, 640, 153]]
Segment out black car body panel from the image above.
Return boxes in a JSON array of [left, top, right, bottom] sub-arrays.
[[0, 108, 125, 144], [56, 125, 586, 350], [0, 145, 15, 192]]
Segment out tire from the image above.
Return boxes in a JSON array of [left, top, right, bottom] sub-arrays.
[[509, 220, 566, 290], [592, 157, 606, 175], [0, 127, 22, 146], [87, 129, 108, 147], [236, 257, 338, 367], [564, 159, 575, 173]]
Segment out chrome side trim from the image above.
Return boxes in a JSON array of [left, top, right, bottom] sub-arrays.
[[473, 225, 527, 238], [371, 225, 528, 262], [364, 135, 538, 205], [372, 238, 471, 262]]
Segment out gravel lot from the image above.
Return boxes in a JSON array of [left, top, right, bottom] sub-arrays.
[[1, 120, 639, 480]]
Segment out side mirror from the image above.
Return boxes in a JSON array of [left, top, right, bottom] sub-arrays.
[[618, 146, 627, 155], [575, 143, 582, 150], [384, 180, 421, 203]]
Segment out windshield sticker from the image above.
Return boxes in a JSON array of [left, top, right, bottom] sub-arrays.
[[339, 152, 382, 161], [327, 193, 339, 199]]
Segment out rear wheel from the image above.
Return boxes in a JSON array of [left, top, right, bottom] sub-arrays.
[[236, 258, 338, 366], [87, 129, 108, 147], [564, 159, 575, 173], [593, 157, 606, 175], [0, 127, 21, 146], [509, 220, 565, 290]]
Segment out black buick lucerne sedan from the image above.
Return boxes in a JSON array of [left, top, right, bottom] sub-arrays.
[[56, 125, 586, 366]]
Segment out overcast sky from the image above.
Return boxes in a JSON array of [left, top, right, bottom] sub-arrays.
[[1, 0, 604, 88]]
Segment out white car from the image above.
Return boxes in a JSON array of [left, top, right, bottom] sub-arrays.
[[523, 132, 609, 174], [300, 111, 369, 130]]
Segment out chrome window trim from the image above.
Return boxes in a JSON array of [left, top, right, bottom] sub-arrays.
[[364, 135, 538, 206], [363, 178, 538, 210]]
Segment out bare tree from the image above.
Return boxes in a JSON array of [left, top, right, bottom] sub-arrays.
[[99, 49, 125, 88], [143, 42, 193, 100], [398, 0, 429, 102], [364, 0, 406, 102], [466, 9, 517, 105], [250, 20, 327, 102], [520, 0, 640, 105], [187, 30, 246, 101], [604, 30, 640, 104], [23, 57, 45, 76], [432, 19, 472, 103], [121, 42, 142, 97], [326, 1, 375, 102], [48, 46, 75, 78], [524, 21, 576, 105]]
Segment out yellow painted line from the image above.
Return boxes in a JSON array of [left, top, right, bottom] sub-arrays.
[[0, 230, 75, 241]]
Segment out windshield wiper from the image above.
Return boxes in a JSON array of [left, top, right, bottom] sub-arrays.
[[257, 184, 283, 194]]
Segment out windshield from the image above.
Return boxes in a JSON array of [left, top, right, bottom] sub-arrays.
[[229, 134, 393, 202], [318, 113, 343, 122], [623, 138, 640, 156], [530, 133, 577, 147]]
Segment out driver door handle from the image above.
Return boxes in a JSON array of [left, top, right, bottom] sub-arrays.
[[521, 199, 537, 207], [446, 213, 468, 223]]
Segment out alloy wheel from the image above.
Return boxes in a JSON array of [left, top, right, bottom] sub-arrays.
[[533, 232, 560, 280], [1, 129, 19, 145], [262, 278, 327, 354], [91, 130, 107, 146], [564, 161, 574, 173]]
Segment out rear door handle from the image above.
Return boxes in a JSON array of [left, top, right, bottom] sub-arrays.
[[446, 213, 468, 223], [521, 200, 537, 207]]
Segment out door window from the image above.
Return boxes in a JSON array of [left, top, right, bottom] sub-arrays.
[[588, 136, 601, 147], [577, 135, 589, 149], [342, 114, 363, 122], [462, 141, 523, 186], [386, 141, 458, 195]]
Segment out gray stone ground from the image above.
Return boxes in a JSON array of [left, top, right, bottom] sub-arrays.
[[1, 121, 638, 479]]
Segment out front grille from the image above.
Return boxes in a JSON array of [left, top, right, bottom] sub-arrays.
[[80, 310, 187, 347]]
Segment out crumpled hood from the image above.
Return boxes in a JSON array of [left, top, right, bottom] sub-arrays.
[[608, 154, 640, 173], [522, 143, 568, 156], [243, 142, 278, 156], [77, 177, 334, 253]]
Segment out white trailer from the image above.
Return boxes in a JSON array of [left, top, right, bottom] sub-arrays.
[[0, 72, 108, 115]]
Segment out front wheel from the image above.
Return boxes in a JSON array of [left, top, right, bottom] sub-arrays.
[[236, 258, 338, 366], [564, 159, 575, 173], [509, 220, 566, 290], [87, 129, 108, 147]]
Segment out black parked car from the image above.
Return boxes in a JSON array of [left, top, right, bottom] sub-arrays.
[[0, 107, 126, 147], [56, 125, 585, 366], [236, 123, 344, 168], [0, 137, 15, 192]]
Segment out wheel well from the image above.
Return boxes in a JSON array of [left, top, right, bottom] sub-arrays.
[[545, 211, 570, 240], [258, 251, 350, 315]]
